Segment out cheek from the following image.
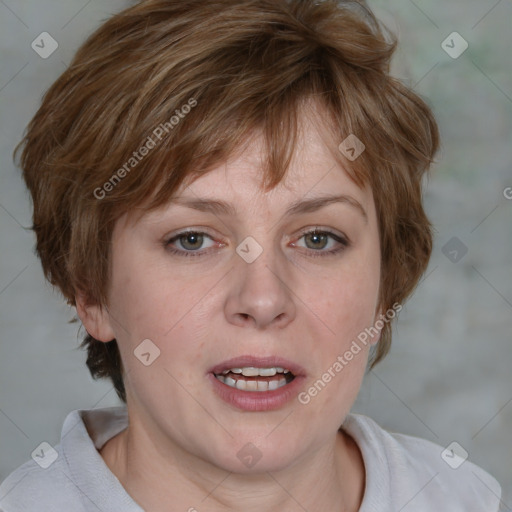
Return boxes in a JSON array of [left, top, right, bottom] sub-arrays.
[[106, 247, 173, 343], [108, 252, 216, 367], [307, 254, 380, 344], [303, 265, 378, 415]]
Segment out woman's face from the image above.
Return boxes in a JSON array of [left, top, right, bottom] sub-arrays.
[[85, 112, 381, 473]]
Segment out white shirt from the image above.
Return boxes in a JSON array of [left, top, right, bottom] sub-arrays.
[[0, 406, 503, 511]]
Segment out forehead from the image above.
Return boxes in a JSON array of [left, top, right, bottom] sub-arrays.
[[176, 111, 370, 208], [125, 104, 374, 229]]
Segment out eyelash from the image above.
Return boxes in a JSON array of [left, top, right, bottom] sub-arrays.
[[164, 228, 350, 259]]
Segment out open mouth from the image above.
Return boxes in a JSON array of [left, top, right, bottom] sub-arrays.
[[214, 367, 296, 392], [209, 356, 305, 410]]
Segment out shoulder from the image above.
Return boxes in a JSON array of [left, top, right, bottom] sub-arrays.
[[0, 406, 135, 512], [343, 413, 503, 512], [0, 444, 85, 511]]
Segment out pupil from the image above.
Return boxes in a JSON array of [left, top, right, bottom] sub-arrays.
[[182, 233, 202, 250], [306, 232, 327, 249]]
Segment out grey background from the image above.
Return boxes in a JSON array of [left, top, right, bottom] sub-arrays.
[[1, 0, 511, 506]]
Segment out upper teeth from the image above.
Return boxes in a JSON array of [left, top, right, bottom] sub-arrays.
[[220, 367, 290, 377]]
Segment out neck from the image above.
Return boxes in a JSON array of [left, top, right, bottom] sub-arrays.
[[100, 420, 365, 512]]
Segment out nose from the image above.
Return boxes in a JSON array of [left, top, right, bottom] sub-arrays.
[[224, 242, 297, 330]]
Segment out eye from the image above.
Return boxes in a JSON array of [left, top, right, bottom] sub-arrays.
[[164, 227, 349, 259], [291, 228, 349, 257], [165, 230, 219, 257]]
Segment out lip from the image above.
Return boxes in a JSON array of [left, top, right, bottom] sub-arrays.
[[208, 355, 307, 412]]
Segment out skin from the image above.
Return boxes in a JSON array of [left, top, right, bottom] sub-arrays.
[[76, 103, 382, 512]]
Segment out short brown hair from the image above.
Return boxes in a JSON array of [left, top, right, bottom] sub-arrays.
[[15, 0, 439, 404]]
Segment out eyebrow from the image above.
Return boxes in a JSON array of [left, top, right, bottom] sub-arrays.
[[171, 193, 368, 223]]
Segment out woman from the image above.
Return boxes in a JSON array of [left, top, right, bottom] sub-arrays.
[[0, 0, 502, 510]]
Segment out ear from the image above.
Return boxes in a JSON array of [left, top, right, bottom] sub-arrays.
[[75, 292, 116, 342]]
